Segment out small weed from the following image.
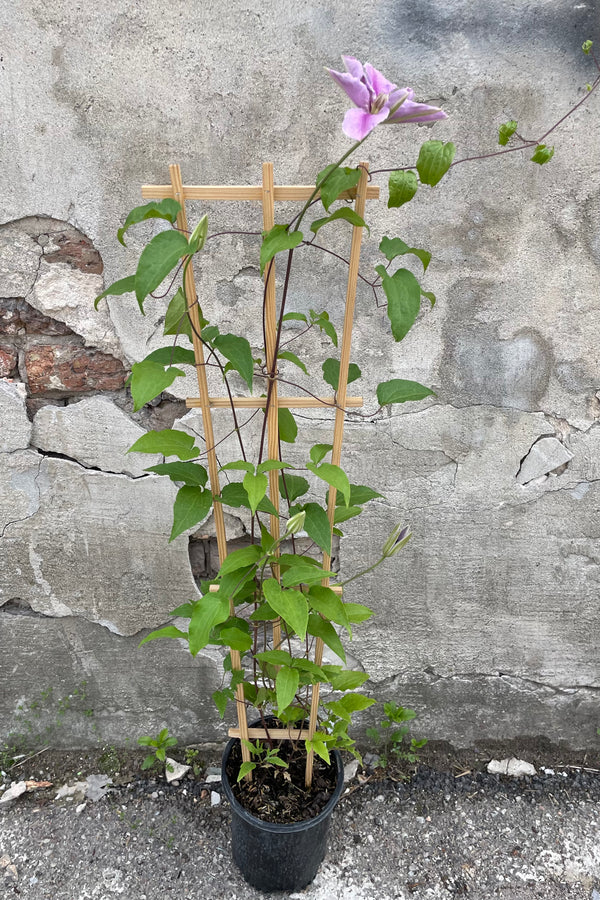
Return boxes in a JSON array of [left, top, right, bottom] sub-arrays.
[[138, 727, 177, 773], [99, 745, 123, 775], [183, 747, 204, 777], [366, 702, 427, 768]]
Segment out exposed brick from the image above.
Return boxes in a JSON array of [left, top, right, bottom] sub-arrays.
[[0, 298, 73, 336], [0, 345, 18, 377], [44, 233, 103, 275], [25, 344, 127, 394]]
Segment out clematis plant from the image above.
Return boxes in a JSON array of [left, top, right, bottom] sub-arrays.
[[95, 46, 599, 781]]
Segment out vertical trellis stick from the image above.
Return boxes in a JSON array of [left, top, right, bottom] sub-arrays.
[[168, 164, 252, 772], [262, 163, 282, 653], [304, 162, 370, 787]]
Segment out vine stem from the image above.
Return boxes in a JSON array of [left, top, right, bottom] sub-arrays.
[[369, 69, 600, 177], [256, 136, 373, 467]]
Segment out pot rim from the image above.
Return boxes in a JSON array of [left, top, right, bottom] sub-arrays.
[[221, 733, 345, 834]]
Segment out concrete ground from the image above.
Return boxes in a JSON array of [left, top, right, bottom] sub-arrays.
[[1, 757, 600, 899]]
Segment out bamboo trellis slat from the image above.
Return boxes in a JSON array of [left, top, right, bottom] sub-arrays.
[[143, 164, 378, 786]]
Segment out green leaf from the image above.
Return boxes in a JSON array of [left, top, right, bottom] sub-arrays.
[[379, 236, 431, 272], [310, 444, 333, 465], [530, 144, 554, 165], [317, 164, 361, 212], [276, 666, 300, 711], [292, 658, 327, 681], [213, 689, 233, 718], [237, 761, 256, 782], [170, 486, 212, 540], [306, 736, 330, 764], [170, 601, 195, 617], [282, 312, 308, 324], [281, 565, 336, 588], [243, 472, 268, 516], [306, 462, 351, 506], [344, 602, 374, 623], [278, 351, 308, 376], [255, 649, 293, 667], [188, 591, 230, 656], [322, 358, 361, 391], [376, 379, 435, 406], [117, 199, 181, 247], [298, 502, 331, 555], [129, 361, 185, 412], [421, 289, 436, 307], [249, 602, 277, 621], [326, 669, 369, 691], [375, 265, 422, 344], [309, 585, 351, 635], [278, 407, 298, 443], [334, 484, 384, 506], [307, 613, 345, 663], [310, 208, 368, 236], [135, 230, 191, 310], [498, 120, 518, 146], [143, 346, 196, 367], [220, 461, 255, 473], [201, 325, 219, 343], [219, 544, 263, 576], [263, 579, 309, 641], [260, 225, 304, 276], [128, 428, 198, 460], [256, 460, 292, 475], [582, 39, 593, 55], [279, 474, 309, 503], [94, 275, 136, 310], [416, 140, 456, 187], [333, 505, 362, 524], [138, 625, 188, 647], [388, 170, 418, 209], [310, 310, 338, 347], [145, 461, 208, 487], [164, 288, 193, 341], [218, 624, 253, 652], [218, 482, 279, 516], [213, 334, 254, 391], [337, 693, 375, 713]]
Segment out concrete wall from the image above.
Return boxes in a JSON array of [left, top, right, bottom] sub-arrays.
[[1, 0, 599, 751]]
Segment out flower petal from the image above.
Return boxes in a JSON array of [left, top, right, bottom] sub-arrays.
[[389, 87, 413, 106], [364, 63, 397, 97], [341, 55, 364, 79], [326, 68, 370, 110], [342, 107, 389, 140], [387, 99, 448, 124]]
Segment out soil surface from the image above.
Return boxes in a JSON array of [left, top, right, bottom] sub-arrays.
[[226, 738, 337, 823]]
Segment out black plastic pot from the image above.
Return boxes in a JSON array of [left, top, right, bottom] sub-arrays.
[[221, 729, 344, 892]]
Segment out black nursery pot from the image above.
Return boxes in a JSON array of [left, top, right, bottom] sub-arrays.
[[221, 729, 345, 893]]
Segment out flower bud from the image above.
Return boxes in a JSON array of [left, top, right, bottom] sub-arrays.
[[285, 510, 306, 536], [189, 215, 208, 253], [382, 523, 411, 558]]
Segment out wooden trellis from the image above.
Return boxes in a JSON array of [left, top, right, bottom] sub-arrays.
[[142, 163, 379, 785]]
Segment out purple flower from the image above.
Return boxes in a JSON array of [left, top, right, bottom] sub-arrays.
[[326, 56, 447, 140]]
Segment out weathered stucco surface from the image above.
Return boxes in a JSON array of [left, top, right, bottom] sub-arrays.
[[0, 0, 598, 749]]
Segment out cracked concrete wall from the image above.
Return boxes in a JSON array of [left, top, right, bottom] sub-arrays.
[[1, 0, 599, 750]]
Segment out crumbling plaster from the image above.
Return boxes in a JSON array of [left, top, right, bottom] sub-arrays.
[[0, 0, 599, 748]]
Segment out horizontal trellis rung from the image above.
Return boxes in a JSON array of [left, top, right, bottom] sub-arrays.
[[186, 396, 363, 409], [228, 727, 311, 740], [142, 184, 379, 202]]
